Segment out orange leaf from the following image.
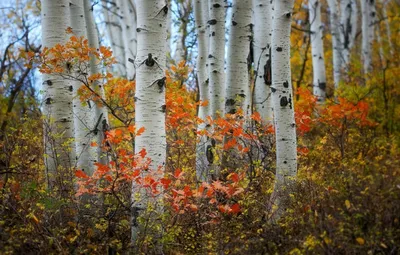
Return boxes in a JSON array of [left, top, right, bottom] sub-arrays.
[[138, 148, 147, 158], [136, 127, 145, 136], [174, 168, 182, 179], [75, 170, 89, 179], [230, 203, 241, 214]]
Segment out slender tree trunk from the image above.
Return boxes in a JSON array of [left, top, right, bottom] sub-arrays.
[[117, 0, 137, 80], [361, 0, 376, 74], [83, 0, 110, 167], [41, 0, 75, 190], [173, 0, 190, 62], [208, 0, 225, 119], [225, 0, 252, 117], [102, 0, 126, 76], [132, 0, 167, 248], [309, 0, 327, 102], [194, 0, 210, 181], [340, 0, 357, 67], [253, 0, 274, 123], [270, 0, 297, 216], [70, 0, 96, 176], [381, 0, 393, 55], [327, 0, 342, 88]]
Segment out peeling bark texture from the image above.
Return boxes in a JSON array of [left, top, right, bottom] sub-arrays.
[[270, 0, 297, 216], [225, 0, 252, 117], [208, 0, 225, 119], [327, 0, 342, 88], [70, 0, 96, 176], [361, 0, 376, 74], [117, 0, 137, 80], [132, 0, 167, 247], [41, 0, 75, 189], [83, 0, 110, 167], [102, 0, 126, 76], [309, 0, 327, 102], [194, 0, 210, 181], [340, 0, 357, 67], [253, 0, 274, 123]]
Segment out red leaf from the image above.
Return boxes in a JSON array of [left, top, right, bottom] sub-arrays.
[[230, 203, 241, 214], [136, 127, 145, 136], [75, 170, 89, 179], [138, 148, 147, 158], [174, 168, 182, 179], [228, 173, 239, 183], [160, 178, 172, 189]]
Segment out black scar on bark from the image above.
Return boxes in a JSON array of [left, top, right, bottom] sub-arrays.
[[271, 87, 277, 93], [225, 99, 235, 106], [280, 96, 288, 107], [45, 98, 52, 105], [46, 80, 52, 86], [208, 19, 217, 25], [213, 3, 221, 8], [318, 82, 326, 90], [206, 145, 214, 164], [283, 81, 289, 88], [276, 47, 283, 52], [69, 86, 73, 92], [232, 21, 238, 26]]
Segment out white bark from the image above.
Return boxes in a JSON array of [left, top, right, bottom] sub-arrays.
[[194, 0, 210, 180], [172, 0, 190, 62], [70, 0, 97, 176], [132, 0, 167, 244], [117, 0, 137, 80], [253, 0, 274, 123], [102, 0, 126, 76], [208, 0, 225, 118], [83, 0, 110, 166], [41, 0, 75, 188], [381, 0, 393, 54], [225, 0, 252, 117], [340, 0, 357, 66], [327, 0, 342, 88], [271, 0, 297, 208], [361, 0, 376, 74], [309, 0, 327, 102]]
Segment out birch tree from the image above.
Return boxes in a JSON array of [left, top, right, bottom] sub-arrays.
[[41, 0, 75, 189], [102, 0, 126, 76], [83, 0, 110, 166], [340, 0, 357, 67], [208, 0, 225, 118], [309, 0, 327, 101], [194, 0, 210, 180], [270, 0, 297, 214], [361, 0, 376, 74], [117, 0, 137, 80], [253, 0, 274, 123], [70, 0, 96, 176], [225, 0, 252, 117], [327, 0, 342, 88], [132, 0, 168, 245]]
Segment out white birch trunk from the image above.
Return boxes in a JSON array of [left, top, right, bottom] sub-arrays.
[[194, 0, 210, 180], [208, 0, 225, 118], [253, 0, 274, 123], [225, 0, 252, 117], [361, 0, 376, 74], [270, 0, 297, 214], [83, 0, 110, 167], [102, 0, 126, 76], [172, 0, 189, 62], [309, 0, 327, 102], [132, 0, 167, 245], [41, 0, 75, 188], [381, 0, 393, 54], [117, 0, 137, 80], [70, 0, 96, 176], [327, 0, 342, 88], [340, 0, 357, 67]]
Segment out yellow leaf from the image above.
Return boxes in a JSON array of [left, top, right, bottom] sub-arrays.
[[345, 200, 351, 209], [356, 237, 365, 245]]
